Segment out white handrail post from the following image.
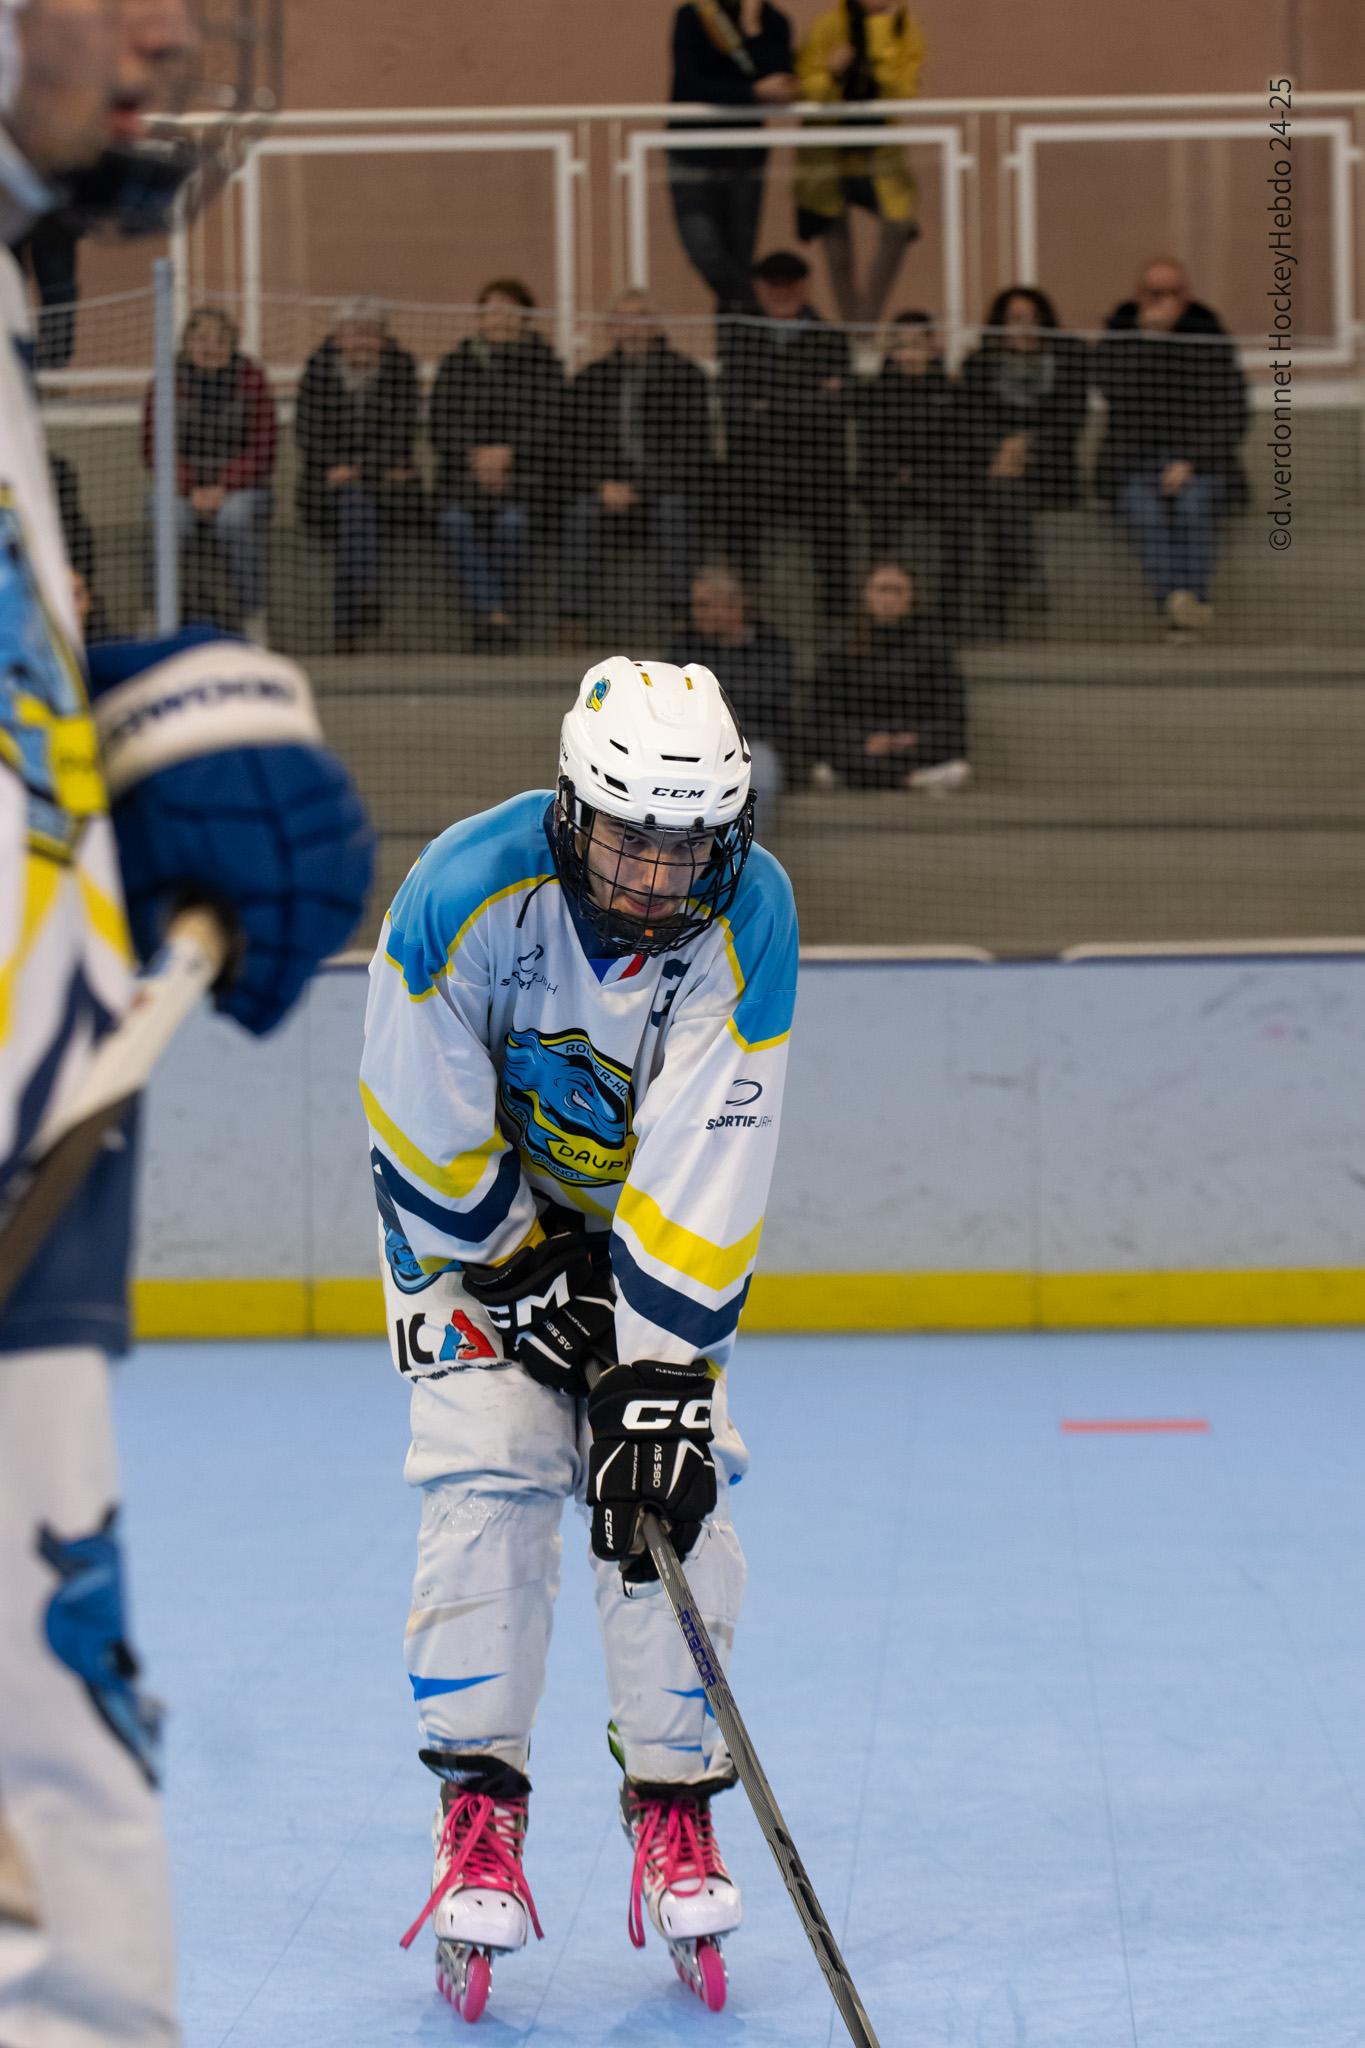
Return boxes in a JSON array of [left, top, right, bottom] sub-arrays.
[[627, 131, 650, 291], [553, 135, 576, 365], [241, 142, 263, 360], [942, 131, 969, 367], [151, 257, 179, 635]]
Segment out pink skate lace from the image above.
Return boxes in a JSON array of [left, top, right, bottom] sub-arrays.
[[399, 1792, 544, 1950], [626, 1793, 728, 1950]]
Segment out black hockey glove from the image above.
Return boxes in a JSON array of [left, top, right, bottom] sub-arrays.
[[461, 1226, 615, 1399], [587, 1358, 717, 1581]]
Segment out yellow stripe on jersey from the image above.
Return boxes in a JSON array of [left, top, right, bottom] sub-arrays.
[[616, 1182, 763, 1294], [381, 875, 561, 1001], [359, 1079, 507, 1203], [76, 868, 134, 965], [0, 852, 62, 1047], [716, 919, 792, 1053]]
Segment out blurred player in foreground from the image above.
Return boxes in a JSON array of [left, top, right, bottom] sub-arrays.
[[0, 4, 373, 2042], [361, 657, 798, 2020]]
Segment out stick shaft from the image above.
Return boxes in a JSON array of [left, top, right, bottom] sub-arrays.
[[0, 907, 230, 1313], [640, 1510, 882, 2047]]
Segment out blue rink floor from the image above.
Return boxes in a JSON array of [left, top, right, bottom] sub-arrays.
[[113, 1331, 1365, 2048]]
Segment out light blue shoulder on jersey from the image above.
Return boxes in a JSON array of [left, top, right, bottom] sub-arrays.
[[717, 844, 799, 1048], [385, 790, 557, 998]]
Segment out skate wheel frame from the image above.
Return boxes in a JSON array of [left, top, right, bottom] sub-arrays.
[[436, 1941, 492, 2024], [670, 1935, 728, 2013]]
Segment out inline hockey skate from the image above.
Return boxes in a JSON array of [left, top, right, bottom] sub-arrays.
[[400, 1770, 542, 2024], [622, 1778, 741, 2012]]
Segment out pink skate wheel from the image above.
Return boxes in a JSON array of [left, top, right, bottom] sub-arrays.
[[696, 1941, 727, 2013], [458, 1951, 491, 2024]]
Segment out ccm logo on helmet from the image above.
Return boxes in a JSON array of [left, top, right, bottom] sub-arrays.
[[622, 1396, 714, 1431], [651, 785, 706, 801]]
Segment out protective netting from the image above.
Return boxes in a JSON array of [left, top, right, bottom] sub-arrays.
[[39, 284, 1365, 954]]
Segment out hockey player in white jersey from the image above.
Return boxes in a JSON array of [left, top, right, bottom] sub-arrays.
[[361, 655, 798, 2020], [0, 6, 373, 2044]]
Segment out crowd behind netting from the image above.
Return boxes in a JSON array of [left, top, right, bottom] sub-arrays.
[[29, 0, 1257, 821]]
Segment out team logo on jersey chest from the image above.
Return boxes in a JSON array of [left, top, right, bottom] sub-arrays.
[[499, 1026, 637, 1188]]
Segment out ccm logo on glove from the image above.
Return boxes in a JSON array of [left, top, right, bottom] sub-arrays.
[[622, 1396, 713, 1432]]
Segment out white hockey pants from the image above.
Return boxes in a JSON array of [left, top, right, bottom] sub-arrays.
[[382, 1259, 747, 1787], [0, 1348, 177, 2048]]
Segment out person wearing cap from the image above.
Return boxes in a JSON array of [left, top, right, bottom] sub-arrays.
[[295, 300, 423, 653], [719, 248, 854, 619]]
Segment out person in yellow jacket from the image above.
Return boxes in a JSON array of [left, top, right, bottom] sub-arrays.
[[795, 1, 927, 327]]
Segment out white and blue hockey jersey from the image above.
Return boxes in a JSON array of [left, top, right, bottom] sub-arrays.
[[0, 250, 136, 1355], [360, 791, 799, 1366]]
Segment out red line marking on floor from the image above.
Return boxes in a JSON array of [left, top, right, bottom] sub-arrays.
[[1061, 1419, 1209, 1434]]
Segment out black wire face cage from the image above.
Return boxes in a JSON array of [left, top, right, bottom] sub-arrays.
[[551, 780, 756, 958]]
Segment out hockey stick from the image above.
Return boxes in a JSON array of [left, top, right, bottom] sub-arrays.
[[0, 906, 231, 1314], [587, 1365, 881, 2046], [634, 1507, 882, 2046]]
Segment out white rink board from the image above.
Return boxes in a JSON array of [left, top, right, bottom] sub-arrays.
[[134, 958, 1365, 1284]]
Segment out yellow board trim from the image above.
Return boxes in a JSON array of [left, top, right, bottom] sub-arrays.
[[131, 1268, 1365, 1340], [616, 1183, 763, 1294], [360, 1079, 506, 1203]]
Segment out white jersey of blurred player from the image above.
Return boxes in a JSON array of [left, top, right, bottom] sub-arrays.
[[0, 10, 176, 2030], [0, 8, 321, 2047], [361, 656, 798, 2007]]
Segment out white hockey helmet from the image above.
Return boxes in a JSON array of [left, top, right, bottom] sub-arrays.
[[551, 656, 755, 956]]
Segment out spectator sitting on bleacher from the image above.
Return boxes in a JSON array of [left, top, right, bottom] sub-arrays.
[[857, 308, 966, 626], [957, 286, 1088, 640], [141, 304, 276, 640], [295, 299, 422, 653], [670, 563, 793, 831], [1095, 257, 1248, 643], [667, 2, 798, 317], [810, 560, 969, 792], [560, 290, 711, 637], [430, 277, 564, 651], [794, 0, 927, 328], [720, 248, 853, 618]]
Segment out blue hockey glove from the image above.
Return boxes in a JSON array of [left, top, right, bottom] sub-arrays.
[[88, 628, 374, 1035]]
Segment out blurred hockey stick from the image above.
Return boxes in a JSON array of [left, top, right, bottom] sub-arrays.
[[587, 1365, 881, 2047], [0, 906, 232, 1314]]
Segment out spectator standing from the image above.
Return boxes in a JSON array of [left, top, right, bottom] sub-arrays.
[[141, 305, 277, 639], [430, 279, 565, 650], [720, 248, 853, 617], [795, 1, 926, 328], [1095, 257, 1248, 640], [295, 299, 422, 652], [667, 1, 798, 315], [811, 560, 968, 791], [857, 308, 966, 624], [957, 287, 1088, 638], [670, 563, 795, 828], [561, 291, 712, 634]]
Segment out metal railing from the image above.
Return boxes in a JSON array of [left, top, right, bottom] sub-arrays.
[[146, 91, 1365, 379]]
